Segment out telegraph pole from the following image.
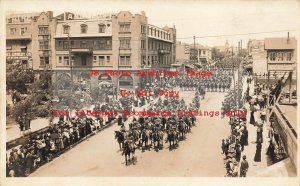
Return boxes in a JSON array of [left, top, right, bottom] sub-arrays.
[[193, 36, 196, 64], [67, 25, 74, 116]]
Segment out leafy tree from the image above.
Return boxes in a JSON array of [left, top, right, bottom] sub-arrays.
[[6, 64, 35, 93], [211, 47, 226, 61]]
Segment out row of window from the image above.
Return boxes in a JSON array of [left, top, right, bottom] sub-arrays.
[[148, 41, 171, 51], [269, 52, 292, 61], [57, 40, 112, 50], [9, 26, 49, 36], [9, 27, 28, 36], [63, 24, 108, 34], [93, 55, 111, 66], [57, 55, 131, 66], [148, 27, 170, 40], [142, 55, 171, 66]]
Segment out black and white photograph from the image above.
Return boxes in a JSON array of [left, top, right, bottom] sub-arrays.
[[1, 0, 299, 185]]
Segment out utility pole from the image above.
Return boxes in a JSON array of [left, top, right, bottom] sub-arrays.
[[232, 46, 235, 102], [67, 25, 73, 116], [193, 36, 196, 64]]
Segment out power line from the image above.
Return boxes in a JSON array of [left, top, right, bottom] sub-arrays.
[[177, 29, 298, 40]]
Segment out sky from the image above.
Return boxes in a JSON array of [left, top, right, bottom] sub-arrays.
[[2, 0, 299, 47]]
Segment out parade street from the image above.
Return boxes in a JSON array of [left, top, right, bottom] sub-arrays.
[[30, 90, 231, 177]]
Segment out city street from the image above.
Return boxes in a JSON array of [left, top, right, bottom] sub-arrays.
[[31, 91, 231, 177]]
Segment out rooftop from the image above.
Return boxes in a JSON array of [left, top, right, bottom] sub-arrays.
[[264, 37, 297, 50]]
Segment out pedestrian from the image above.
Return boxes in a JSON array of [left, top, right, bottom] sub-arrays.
[[240, 155, 249, 177], [235, 141, 241, 162], [221, 139, 226, 154], [256, 126, 263, 143], [224, 139, 230, 158], [254, 142, 262, 162], [249, 106, 256, 125]]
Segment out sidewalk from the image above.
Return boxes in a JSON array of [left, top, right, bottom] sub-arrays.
[[6, 117, 50, 142], [240, 76, 294, 176]]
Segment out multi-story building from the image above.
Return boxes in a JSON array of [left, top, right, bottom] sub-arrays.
[[265, 36, 297, 81], [265, 36, 297, 170], [175, 42, 212, 68], [6, 12, 39, 69], [6, 12, 56, 71], [54, 12, 113, 91], [53, 11, 176, 91], [247, 39, 267, 75], [247, 39, 265, 54]]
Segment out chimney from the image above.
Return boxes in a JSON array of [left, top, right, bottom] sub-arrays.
[[47, 11, 53, 19], [287, 32, 290, 44]]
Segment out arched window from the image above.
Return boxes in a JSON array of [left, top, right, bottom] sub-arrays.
[[80, 24, 87, 34]]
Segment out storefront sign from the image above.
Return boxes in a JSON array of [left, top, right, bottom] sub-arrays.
[[6, 52, 32, 60]]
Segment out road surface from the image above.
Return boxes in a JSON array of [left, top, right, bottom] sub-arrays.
[[31, 91, 230, 177]]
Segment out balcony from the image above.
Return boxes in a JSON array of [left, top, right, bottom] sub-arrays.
[[268, 61, 296, 71]]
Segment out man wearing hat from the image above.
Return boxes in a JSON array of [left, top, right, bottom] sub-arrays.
[[240, 155, 249, 177]]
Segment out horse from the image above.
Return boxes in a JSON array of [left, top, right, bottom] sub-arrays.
[[140, 129, 150, 150], [152, 130, 164, 149], [122, 140, 136, 165], [167, 129, 178, 149], [177, 123, 186, 139], [114, 131, 125, 151]]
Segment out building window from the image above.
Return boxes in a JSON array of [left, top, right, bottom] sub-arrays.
[[58, 41, 63, 47], [141, 25, 146, 34], [98, 24, 106, 33], [81, 56, 87, 65], [59, 56, 62, 63], [40, 57, 44, 66], [45, 57, 49, 64], [141, 55, 146, 66], [120, 38, 131, 49], [269, 52, 276, 61], [154, 29, 156, 37], [64, 56, 69, 66], [39, 41, 49, 50], [98, 40, 106, 49], [9, 28, 16, 35], [63, 25, 70, 34], [120, 55, 131, 66], [93, 56, 97, 63], [106, 56, 110, 63], [63, 42, 69, 50], [277, 52, 283, 61], [80, 41, 87, 48], [120, 23, 130, 32], [99, 56, 105, 66], [81, 24, 87, 34], [286, 52, 292, 61], [20, 27, 27, 36], [141, 40, 146, 49], [39, 26, 49, 35], [203, 51, 206, 55]]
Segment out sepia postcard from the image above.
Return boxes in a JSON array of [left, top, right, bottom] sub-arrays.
[[0, 0, 299, 186]]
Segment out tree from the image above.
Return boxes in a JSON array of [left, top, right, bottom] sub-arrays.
[[6, 64, 35, 93], [211, 47, 225, 61]]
